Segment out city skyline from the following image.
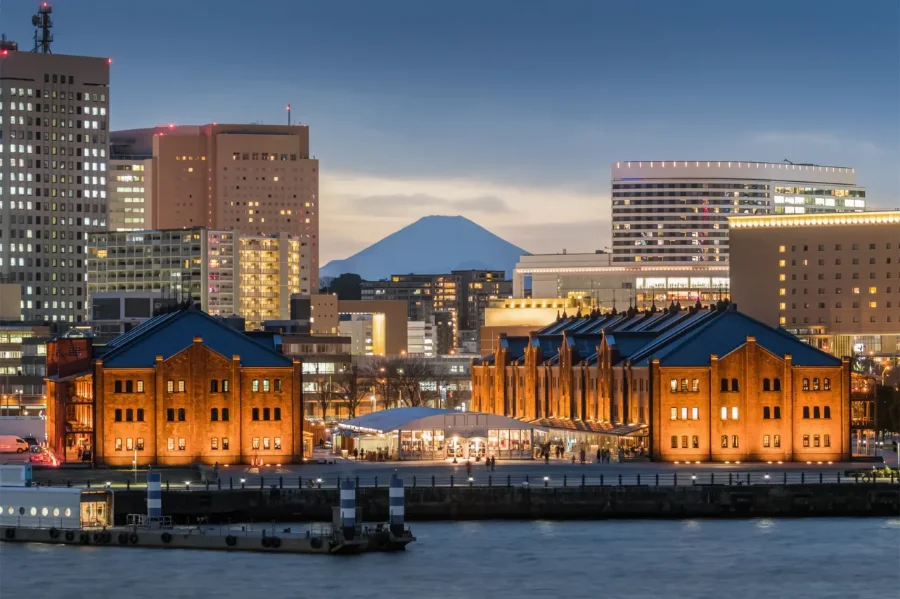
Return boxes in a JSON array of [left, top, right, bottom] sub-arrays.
[[1, 0, 897, 265]]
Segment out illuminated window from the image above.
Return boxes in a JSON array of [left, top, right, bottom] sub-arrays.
[[721, 435, 728, 448], [670, 407, 677, 420], [263, 437, 271, 450], [731, 407, 739, 420], [671, 436, 677, 449], [274, 437, 282, 450], [681, 407, 688, 420], [779, 288, 786, 296], [778, 245, 785, 253], [852, 287, 860, 294], [691, 379, 699, 392], [779, 274, 786, 281], [731, 435, 739, 448], [779, 316, 786, 325], [670, 379, 677, 392], [691, 407, 699, 420], [778, 259, 786, 267], [720, 406, 727, 420], [868, 287, 877, 294]]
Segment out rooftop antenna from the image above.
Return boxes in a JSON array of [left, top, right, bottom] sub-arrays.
[[32, 2, 54, 54], [286, 104, 292, 126]]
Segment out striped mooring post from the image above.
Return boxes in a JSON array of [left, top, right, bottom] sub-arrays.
[[389, 473, 405, 535], [147, 471, 162, 519], [340, 479, 356, 540]]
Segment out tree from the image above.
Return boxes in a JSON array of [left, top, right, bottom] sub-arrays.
[[392, 358, 437, 408], [330, 364, 370, 420], [320, 273, 362, 300]]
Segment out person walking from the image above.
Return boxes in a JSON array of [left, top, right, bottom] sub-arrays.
[[466, 460, 472, 477]]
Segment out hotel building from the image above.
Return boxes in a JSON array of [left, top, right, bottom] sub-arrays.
[[611, 161, 866, 264], [0, 48, 110, 322], [111, 124, 319, 294], [729, 211, 900, 360]]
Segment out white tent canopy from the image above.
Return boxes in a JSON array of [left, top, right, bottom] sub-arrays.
[[338, 408, 540, 435]]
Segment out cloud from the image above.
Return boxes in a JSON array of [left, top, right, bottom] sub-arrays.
[[748, 131, 880, 156], [348, 193, 510, 216]]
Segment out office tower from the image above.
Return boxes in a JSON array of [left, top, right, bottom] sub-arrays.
[[0, 46, 111, 322], [238, 232, 301, 329], [611, 161, 866, 264], [729, 211, 900, 359], [111, 124, 319, 293], [107, 157, 152, 231], [452, 269, 512, 334], [361, 273, 460, 348]]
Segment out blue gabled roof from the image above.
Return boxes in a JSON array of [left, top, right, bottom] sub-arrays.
[[101, 308, 293, 368], [500, 336, 529, 362], [635, 309, 842, 368]]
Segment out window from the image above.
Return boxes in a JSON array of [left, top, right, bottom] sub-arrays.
[[167, 380, 174, 393], [167, 438, 175, 451], [114, 408, 122, 422], [671, 435, 678, 448], [137, 380, 144, 393], [274, 379, 282, 392], [773, 378, 781, 391], [137, 408, 144, 422], [252, 408, 259, 421], [813, 435, 820, 448], [720, 378, 728, 392], [803, 434, 810, 448], [763, 406, 771, 419], [178, 380, 185, 393], [114, 380, 122, 393], [166, 408, 175, 422], [721, 435, 728, 448], [115, 438, 122, 451], [263, 379, 271, 392], [681, 407, 688, 420], [681, 435, 688, 449], [763, 378, 770, 391], [813, 406, 820, 419], [670, 407, 677, 420], [731, 378, 739, 392], [125, 380, 133, 393], [680, 379, 688, 392], [263, 437, 271, 450], [211, 437, 219, 450], [222, 407, 230, 421], [824, 434, 831, 447], [125, 408, 133, 422], [774, 406, 781, 419], [177, 408, 186, 421], [126, 438, 134, 451], [274, 407, 281, 421], [252, 437, 260, 450], [802, 378, 810, 391], [222, 379, 230, 392], [210, 380, 218, 393], [222, 437, 229, 450], [274, 437, 282, 450], [763, 435, 770, 448], [774, 435, 781, 448], [731, 407, 739, 420], [263, 407, 271, 421], [670, 379, 678, 392], [813, 378, 820, 391], [731, 435, 739, 448], [211, 408, 219, 421], [802, 406, 810, 419], [691, 407, 698, 420], [824, 378, 831, 391], [691, 379, 699, 392], [178, 438, 186, 451], [252, 379, 260, 392], [137, 438, 144, 451], [824, 406, 831, 419], [720, 406, 727, 420]]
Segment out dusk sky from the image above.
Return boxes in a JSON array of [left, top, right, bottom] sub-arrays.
[[3, 0, 897, 263]]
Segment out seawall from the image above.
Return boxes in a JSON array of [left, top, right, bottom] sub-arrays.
[[112, 484, 900, 523]]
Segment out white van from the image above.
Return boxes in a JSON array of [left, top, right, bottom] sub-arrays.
[[0, 435, 30, 453]]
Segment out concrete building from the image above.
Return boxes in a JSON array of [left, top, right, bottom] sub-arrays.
[[301, 295, 408, 357], [472, 302, 851, 462], [407, 320, 435, 358], [45, 307, 307, 466], [361, 274, 460, 347], [0, 321, 54, 415], [238, 233, 301, 330], [729, 211, 900, 361], [452, 269, 512, 339], [512, 252, 730, 306], [111, 124, 318, 293], [0, 48, 111, 323], [107, 158, 153, 231], [88, 290, 177, 343], [611, 161, 866, 264]]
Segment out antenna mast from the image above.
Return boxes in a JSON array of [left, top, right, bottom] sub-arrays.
[[32, 2, 54, 54]]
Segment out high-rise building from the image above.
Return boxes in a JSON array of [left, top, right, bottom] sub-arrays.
[[361, 273, 460, 348], [0, 47, 111, 322], [611, 161, 866, 264], [238, 233, 300, 329], [110, 124, 319, 293], [107, 157, 152, 231], [729, 211, 900, 360], [452, 269, 512, 334]]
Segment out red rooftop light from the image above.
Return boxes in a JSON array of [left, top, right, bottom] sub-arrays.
[[107, 58, 112, 64]]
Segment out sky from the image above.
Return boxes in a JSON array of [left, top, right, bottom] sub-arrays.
[[2, 0, 898, 263]]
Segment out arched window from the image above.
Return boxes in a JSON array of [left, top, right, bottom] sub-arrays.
[[114, 380, 122, 393], [125, 380, 133, 393], [824, 406, 831, 419], [274, 379, 282, 392], [263, 407, 271, 421], [763, 378, 771, 391], [763, 406, 771, 419], [774, 406, 781, 419], [177, 408, 186, 421], [252, 379, 260, 392], [813, 378, 820, 391], [125, 408, 133, 422], [720, 378, 728, 392], [773, 378, 782, 391], [823, 378, 831, 391], [731, 378, 739, 392], [210, 408, 218, 421], [222, 407, 230, 422], [670, 379, 678, 392], [274, 407, 281, 421], [802, 406, 810, 419], [210, 380, 218, 393], [222, 379, 230, 392], [114, 409, 122, 422], [137, 408, 145, 422], [813, 406, 820, 419], [802, 378, 810, 391], [263, 379, 271, 393]]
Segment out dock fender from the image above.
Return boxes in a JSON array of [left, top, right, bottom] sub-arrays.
[[261, 537, 271, 548], [129, 533, 139, 545], [161, 532, 172, 544], [225, 535, 237, 547], [64, 531, 75, 542], [270, 537, 281, 549], [3, 528, 14, 540], [118, 533, 129, 545], [79, 532, 89, 544], [310, 537, 323, 549], [48, 528, 60, 540]]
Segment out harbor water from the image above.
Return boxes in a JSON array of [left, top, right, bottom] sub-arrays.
[[2, 518, 897, 598]]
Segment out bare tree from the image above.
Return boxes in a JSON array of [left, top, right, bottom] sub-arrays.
[[330, 364, 370, 420], [393, 358, 436, 408]]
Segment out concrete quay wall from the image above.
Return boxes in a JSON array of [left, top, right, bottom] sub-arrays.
[[112, 484, 900, 524]]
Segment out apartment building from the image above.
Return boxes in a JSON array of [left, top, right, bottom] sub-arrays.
[[107, 157, 153, 231]]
